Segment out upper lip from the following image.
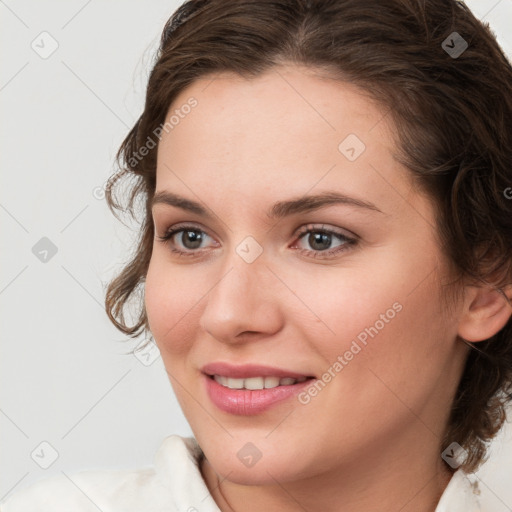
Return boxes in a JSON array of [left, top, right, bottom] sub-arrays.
[[201, 362, 314, 379]]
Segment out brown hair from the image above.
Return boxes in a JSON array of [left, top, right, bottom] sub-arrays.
[[105, 0, 512, 473]]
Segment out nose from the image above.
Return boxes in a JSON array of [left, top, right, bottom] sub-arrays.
[[199, 249, 284, 344]]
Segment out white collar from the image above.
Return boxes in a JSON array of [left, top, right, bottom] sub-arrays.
[[435, 467, 482, 511], [154, 435, 221, 511]]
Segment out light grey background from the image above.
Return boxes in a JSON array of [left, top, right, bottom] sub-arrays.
[[1, 0, 511, 509]]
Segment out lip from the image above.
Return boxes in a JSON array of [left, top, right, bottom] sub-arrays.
[[201, 362, 313, 379], [201, 363, 315, 416]]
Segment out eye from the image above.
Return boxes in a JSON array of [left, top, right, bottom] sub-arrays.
[[156, 222, 358, 260], [156, 224, 217, 257], [292, 224, 357, 259]]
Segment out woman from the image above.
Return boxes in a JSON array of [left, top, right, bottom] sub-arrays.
[[2, 0, 511, 511]]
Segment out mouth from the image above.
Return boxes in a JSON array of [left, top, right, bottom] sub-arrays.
[[201, 362, 317, 415]]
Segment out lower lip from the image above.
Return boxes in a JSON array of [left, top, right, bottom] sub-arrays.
[[203, 374, 314, 415]]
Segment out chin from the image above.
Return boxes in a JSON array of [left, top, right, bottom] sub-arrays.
[[203, 439, 318, 486]]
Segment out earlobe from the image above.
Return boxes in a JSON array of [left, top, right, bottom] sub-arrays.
[[458, 285, 512, 343]]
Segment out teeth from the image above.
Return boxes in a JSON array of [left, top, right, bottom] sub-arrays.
[[245, 377, 268, 390], [214, 375, 228, 387], [264, 377, 280, 388], [225, 377, 244, 389], [213, 375, 307, 390]]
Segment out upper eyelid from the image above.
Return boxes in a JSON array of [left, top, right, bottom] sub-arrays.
[[157, 220, 211, 236], [295, 223, 357, 240]]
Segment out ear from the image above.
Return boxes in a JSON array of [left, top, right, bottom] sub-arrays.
[[458, 284, 512, 342]]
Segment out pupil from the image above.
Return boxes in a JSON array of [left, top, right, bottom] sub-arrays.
[[309, 232, 331, 251], [183, 230, 202, 249]]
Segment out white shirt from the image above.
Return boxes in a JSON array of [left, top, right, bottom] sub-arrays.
[[0, 435, 482, 512]]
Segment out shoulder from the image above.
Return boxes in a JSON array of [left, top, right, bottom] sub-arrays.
[[0, 435, 209, 512], [0, 466, 173, 512]]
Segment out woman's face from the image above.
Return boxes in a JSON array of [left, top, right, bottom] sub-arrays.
[[145, 64, 468, 484]]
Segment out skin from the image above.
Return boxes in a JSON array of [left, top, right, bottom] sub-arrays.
[[144, 64, 512, 512]]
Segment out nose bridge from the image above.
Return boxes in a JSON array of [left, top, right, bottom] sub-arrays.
[[199, 237, 282, 342]]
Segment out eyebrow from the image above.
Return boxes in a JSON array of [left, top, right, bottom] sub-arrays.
[[151, 190, 383, 219]]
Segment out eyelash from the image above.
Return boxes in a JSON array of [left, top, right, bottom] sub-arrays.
[[156, 223, 358, 260]]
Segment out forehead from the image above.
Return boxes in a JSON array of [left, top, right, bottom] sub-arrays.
[[155, 65, 414, 217], [163, 64, 388, 152]]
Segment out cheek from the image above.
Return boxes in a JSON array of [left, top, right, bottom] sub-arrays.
[[144, 255, 202, 358], [288, 249, 449, 372], [285, 260, 453, 448], [287, 263, 402, 348]]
